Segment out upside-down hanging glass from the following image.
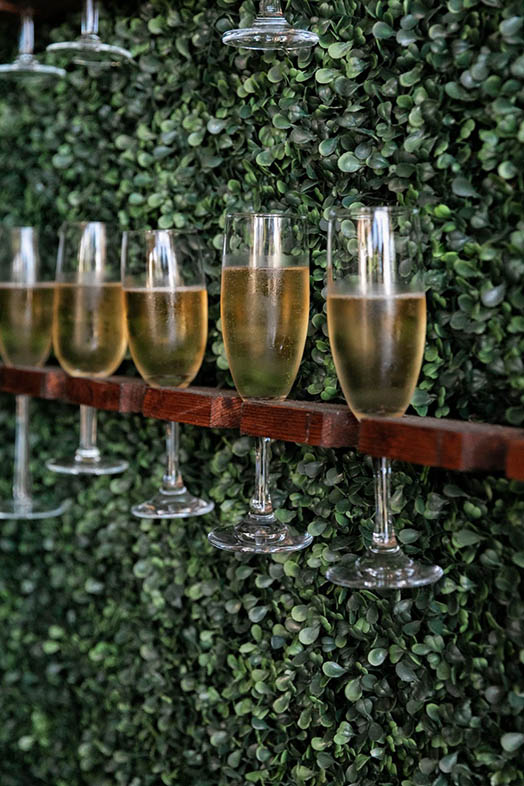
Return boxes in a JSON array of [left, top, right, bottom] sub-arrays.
[[222, 0, 318, 50], [47, 0, 132, 67], [0, 226, 69, 519], [0, 10, 65, 82], [47, 222, 128, 476], [326, 206, 443, 589], [122, 229, 214, 519], [208, 213, 312, 553]]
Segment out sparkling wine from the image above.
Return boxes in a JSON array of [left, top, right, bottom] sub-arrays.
[[327, 291, 426, 419], [125, 286, 207, 388], [0, 283, 54, 367], [221, 265, 309, 400], [53, 281, 127, 377]]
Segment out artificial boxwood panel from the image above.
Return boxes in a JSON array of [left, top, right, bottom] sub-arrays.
[[0, 1, 523, 784]]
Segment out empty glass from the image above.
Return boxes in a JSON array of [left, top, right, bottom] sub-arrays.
[[47, 0, 132, 67], [122, 229, 214, 518], [222, 0, 318, 50], [0, 226, 68, 519], [0, 10, 65, 82]]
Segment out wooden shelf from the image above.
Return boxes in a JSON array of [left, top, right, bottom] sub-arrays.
[[1, 365, 523, 479], [0, 1, 80, 17]]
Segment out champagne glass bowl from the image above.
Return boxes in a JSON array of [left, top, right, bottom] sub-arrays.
[[122, 229, 214, 519], [325, 206, 443, 589], [208, 212, 311, 553]]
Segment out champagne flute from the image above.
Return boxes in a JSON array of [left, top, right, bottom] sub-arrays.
[[222, 0, 319, 50], [0, 10, 65, 82], [326, 206, 443, 589], [208, 213, 311, 553], [47, 0, 132, 67], [122, 229, 214, 518], [0, 227, 68, 519], [46, 222, 128, 476]]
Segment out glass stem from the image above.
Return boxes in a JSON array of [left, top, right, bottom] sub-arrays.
[[76, 405, 101, 463], [162, 422, 185, 494], [371, 457, 399, 553], [82, 0, 99, 36], [19, 12, 35, 56], [249, 437, 274, 517], [259, 0, 284, 17], [13, 395, 32, 506]]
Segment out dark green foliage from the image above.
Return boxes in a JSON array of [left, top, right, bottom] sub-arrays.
[[0, 1, 523, 784]]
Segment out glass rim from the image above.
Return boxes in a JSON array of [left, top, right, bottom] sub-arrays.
[[59, 220, 121, 232], [226, 211, 306, 221], [2, 225, 37, 232], [122, 227, 197, 237], [328, 205, 420, 219]]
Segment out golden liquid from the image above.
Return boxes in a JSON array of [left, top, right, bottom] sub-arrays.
[[0, 283, 54, 367], [327, 291, 426, 419], [221, 266, 309, 400], [125, 287, 207, 388], [53, 282, 127, 377]]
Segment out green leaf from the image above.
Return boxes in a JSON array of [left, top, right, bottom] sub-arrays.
[[512, 551, 524, 568], [337, 152, 362, 172], [396, 661, 418, 682], [319, 138, 338, 156], [344, 678, 362, 701], [322, 661, 346, 677], [273, 692, 291, 713], [500, 17, 523, 38], [501, 733, 524, 753], [328, 41, 353, 58], [452, 176, 479, 197], [452, 529, 483, 547], [372, 21, 395, 38], [498, 161, 517, 179], [316, 69, 339, 84], [439, 752, 458, 773], [299, 626, 320, 645], [368, 648, 388, 666]]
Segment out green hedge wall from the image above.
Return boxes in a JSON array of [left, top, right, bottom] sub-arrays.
[[0, 1, 524, 784]]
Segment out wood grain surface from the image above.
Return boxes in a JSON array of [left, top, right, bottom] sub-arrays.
[[1, 364, 523, 478]]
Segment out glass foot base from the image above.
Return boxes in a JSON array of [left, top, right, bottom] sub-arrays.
[[46, 457, 129, 476], [47, 38, 133, 67], [209, 513, 313, 554], [222, 18, 319, 50], [326, 550, 443, 590], [132, 488, 214, 519], [0, 497, 70, 520], [0, 60, 65, 82]]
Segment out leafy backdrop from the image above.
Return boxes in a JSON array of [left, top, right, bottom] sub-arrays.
[[0, 1, 523, 784]]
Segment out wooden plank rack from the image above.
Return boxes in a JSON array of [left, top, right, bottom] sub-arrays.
[[0, 1, 80, 17], [1, 365, 523, 480]]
